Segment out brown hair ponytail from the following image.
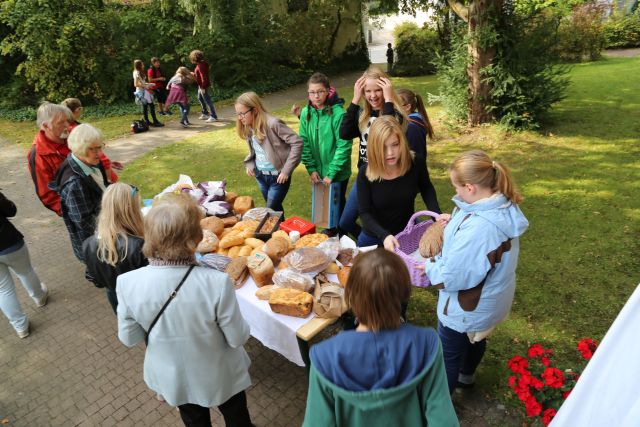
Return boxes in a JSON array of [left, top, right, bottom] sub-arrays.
[[450, 150, 523, 204], [397, 88, 434, 140]]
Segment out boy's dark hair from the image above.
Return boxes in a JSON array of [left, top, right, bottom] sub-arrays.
[[388, 43, 392, 48], [306, 72, 332, 121], [189, 50, 205, 64], [345, 248, 411, 331]]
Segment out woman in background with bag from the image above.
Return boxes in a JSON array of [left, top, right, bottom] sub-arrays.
[[303, 249, 458, 427], [116, 193, 254, 427], [132, 59, 163, 128]]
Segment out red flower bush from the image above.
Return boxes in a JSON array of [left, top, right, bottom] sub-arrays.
[[507, 338, 598, 426]]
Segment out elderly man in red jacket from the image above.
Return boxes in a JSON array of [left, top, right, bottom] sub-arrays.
[[27, 102, 73, 215]]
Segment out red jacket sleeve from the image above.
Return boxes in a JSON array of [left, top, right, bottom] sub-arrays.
[[99, 153, 118, 183], [31, 151, 62, 215]]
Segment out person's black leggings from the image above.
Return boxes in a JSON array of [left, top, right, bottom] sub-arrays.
[[142, 102, 159, 124], [177, 391, 253, 427]]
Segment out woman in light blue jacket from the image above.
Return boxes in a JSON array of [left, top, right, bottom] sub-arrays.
[[425, 150, 529, 393], [117, 193, 253, 427]]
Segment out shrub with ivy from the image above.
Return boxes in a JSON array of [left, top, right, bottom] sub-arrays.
[[392, 22, 439, 76], [603, 9, 640, 48], [555, 2, 607, 62]]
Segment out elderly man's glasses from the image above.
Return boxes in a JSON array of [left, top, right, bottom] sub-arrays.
[[236, 108, 253, 118]]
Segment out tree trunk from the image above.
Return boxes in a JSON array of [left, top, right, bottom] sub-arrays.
[[467, 0, 500, 125]]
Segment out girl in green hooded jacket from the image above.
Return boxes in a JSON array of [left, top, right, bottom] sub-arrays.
[[299, 72, 352, 235]]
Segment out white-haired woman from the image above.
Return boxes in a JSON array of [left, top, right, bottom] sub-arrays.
[[117, 194, 254, 427], [53, 123, 109, 261], [82, 183, 147, 314]]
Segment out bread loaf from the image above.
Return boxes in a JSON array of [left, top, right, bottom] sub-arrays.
[[283, 247, 330, 274], [295, 233, 329, 249], [247, 251, 274, 287], [238, 245, 253, 257], [263, 237, 290, 265], [225, 256, 248, 288], [196, 230, 219, 254], [222, 216, 238, 227], [233, 196, 254, 215], [220, 233, 245, 249], [255, 284, 276, 300], [200, 216, 224, 236], [337, 266, 351, 287], [268, 288, 313, 318], [419, 221, 445, 258], [224, 191, 238, 204], [227, 245, 242, 258], [244, 238, 264, 249], [272, 268, 314, 292]]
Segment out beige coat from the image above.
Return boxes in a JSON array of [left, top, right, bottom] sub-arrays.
[[243, 115, 303, 176]]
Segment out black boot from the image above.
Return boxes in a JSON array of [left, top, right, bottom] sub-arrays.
[[149, 104, 163, 127]]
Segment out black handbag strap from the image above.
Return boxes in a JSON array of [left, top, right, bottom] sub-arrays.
[[145, 265, 195, 346]]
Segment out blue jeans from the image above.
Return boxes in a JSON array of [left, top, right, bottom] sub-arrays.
[[198, 89, 217, 119], [0, 242, 45, 332], [177, 103, 190, 124], [338, 181, 361, 238], [438, 321, 487, 393], [357, 230, 383, 247], [255, 170, 291, 213]]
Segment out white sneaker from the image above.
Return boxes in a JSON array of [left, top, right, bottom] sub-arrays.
[[198, 114, 209, 120], [205, 117, 217, 123], [17, 323, 30, 339], [35, 283, 49, 307]]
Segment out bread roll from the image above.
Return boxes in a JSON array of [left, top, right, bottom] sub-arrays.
[[233, 196, 254, 215], [220, 234, 245, 249], [222, 216, 238, 227], [238, 245, 253, 257], [419, 221, 445, 258], [228, 245, 242, 258], [200, 216, 224, 236], [196, 230, 219, 254], [224, 191, 238, 204], [322, 262, 340, 274], [247, 251, 274, 287], [255, 284, 276, 300], [272, 230, 293, 250], [269, 288, 313, 318], [244, 238, 264, 249]]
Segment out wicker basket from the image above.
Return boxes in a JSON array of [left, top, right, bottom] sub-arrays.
[[394, 210, 440, 287]]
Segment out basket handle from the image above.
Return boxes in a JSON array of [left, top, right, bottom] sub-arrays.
[[403, 210, 440, 234]]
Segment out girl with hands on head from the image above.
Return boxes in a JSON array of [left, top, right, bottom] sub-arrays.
[[235, 92, 302, 213], [357, 116, 440, 252], [339, 66, 408, 239]]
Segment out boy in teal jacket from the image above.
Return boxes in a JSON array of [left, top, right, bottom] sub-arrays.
[[299, 73, 352, 235]]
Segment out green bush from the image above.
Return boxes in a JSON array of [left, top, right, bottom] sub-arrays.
[[392, 22, 439, 76], [556, 3, 606, 62], [434, 2, 569, 130], [603, 10, 640, 48]]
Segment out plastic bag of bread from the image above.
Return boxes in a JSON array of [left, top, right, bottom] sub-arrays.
[[282, 247, 331, 275], [233, 196, 254, 215], [336, 248, 357, 267], [225, 256, 249, 288], [313, 279, 348, 318], [263, 236, 289, 265], [255, 284, 276, 300], [200, 216, 224, 236], [268, 288, 313, 318], [196, 230, 219, 254], [242, 207, 276, 222], [246, 251, 274, 287], [316, 237, 340, 261], [198, 253, 232, 272], [294, 233, 328, 249], [272, 268, 314, 292], [419, 221, 445, 258]]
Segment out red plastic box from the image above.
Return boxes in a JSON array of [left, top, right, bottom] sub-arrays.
[[279, 217, 316, 236]]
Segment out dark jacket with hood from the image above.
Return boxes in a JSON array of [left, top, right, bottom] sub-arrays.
[[0, 191, 24, 253], [82, 234, 148, 291], [52, 156, 108, 262]]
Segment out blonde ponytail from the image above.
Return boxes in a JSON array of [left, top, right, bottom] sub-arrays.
[[450, 150, 523, 204]]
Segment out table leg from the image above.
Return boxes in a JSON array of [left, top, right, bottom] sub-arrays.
[[297, 336, 311, 376]]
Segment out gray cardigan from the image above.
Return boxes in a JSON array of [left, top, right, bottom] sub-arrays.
[[243, 114, 303, 176], [117, 265, 251, 407]]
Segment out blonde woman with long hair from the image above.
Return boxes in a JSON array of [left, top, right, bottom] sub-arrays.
[[235, 91, 302, 214], [338, 65, 408, 239], [425, 150, 528, 393], [82, 182, 147, 313], [357, 116, 440, 251]]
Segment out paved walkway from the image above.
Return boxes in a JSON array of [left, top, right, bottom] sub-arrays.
[[0, 71, 521, 426]]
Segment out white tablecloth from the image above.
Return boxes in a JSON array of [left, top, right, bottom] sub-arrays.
[[235, 277, 313, 366], [551, 282, 640, 426]]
